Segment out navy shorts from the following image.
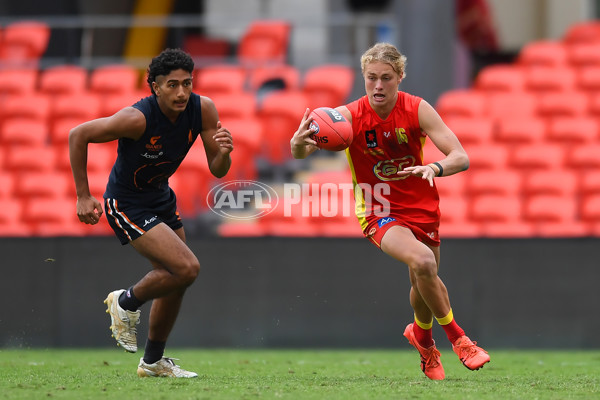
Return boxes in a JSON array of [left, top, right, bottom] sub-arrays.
[[104, 189, 183, 245]]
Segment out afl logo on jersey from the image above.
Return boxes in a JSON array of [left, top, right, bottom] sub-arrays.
[[146, 136, 162, 151]]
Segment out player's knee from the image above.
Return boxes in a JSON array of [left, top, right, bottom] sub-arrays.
[[410, 254, 437, 278], [178, 258, 200, 287]]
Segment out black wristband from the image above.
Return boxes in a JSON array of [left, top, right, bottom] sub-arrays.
[[433, 162, 443, 177]]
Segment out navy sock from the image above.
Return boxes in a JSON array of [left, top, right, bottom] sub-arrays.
[[118, 287, 144, 311], [143, 339, 166, 364]]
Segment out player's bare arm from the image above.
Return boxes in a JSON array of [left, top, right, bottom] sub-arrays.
[[399, 100, 469, 186], [69, 107, 146, 224], [200, 96, 232, 178], [290, 108, 319, 159]]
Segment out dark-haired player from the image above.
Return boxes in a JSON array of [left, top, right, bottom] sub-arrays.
[[290, 43, 489, 380], [70, 48, 233, 377]]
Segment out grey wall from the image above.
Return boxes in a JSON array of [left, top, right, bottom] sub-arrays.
[[1, 237, 598, 350]]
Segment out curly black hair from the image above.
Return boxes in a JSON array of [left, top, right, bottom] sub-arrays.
[[146, 48, 194, 95]]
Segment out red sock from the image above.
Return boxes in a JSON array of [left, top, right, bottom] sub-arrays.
[[413, 321, 434, 348], [437, 311, 465, 344]]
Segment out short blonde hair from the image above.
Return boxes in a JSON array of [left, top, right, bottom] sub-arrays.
[[360, 42, 407, 79]]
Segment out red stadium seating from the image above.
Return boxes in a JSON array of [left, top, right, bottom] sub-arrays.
[[469, 194, 522, 223], [39, 65, 88, 96], [0, 20, 50, 68], [462, 143, 509, 170], [524, 66, 577, 93], [545, 116, 599, 144], [0, 69, 38, 96], [435, 89, 487, 118], [474, 64, 526, 93], [443, 117, 494, 145], [517, 40, 568, 68], [566, 143, 600, 170], [193, 65, 247, 97], [536, 91, 588, 118], [566, 42, 600, 67], [237, 20, 290, 66], [302, 64, 354, 109], [494, 116, 546, 144], [257, 90, 309, 164], [563, 20, 600, 44], [521, 170, 578, 198], [509, 143, 565, 170], [89, 64, 140, 96], [210, 92, 257, 121], [0, 93, 51, 124], [248, 64, 301, 92], [1, 118, 48, 146], [465, 170, 522, 197]]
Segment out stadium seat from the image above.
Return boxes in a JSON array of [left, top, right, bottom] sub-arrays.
[[54, 142, 115, 174], [0, 172, 15, 199], [172, 145, 215, 216], [486, 92, 538, 122], [435, 89, 487, 118], [89, 64, 140, 96], [4, 144, 55, 172], [257, 90, 310, 164], [210, 92, 257, 121], [536, 91, 588, 118], [434, 172, 467, 198], [50, 92, 102, 122], [0, 118, 48, 146], [563, 20, 600, 44], [465, 170, 522, 197], [0, 199, 31, 237], [0, 68, 38, 96], [469, 194, 522, 223], [494, 116, 546, 144], [439, 219, 481, 238], [545, 116, 599, 144], [38, 65, 88, 96], [50, 117, 92, 145], [580, 193, 600, 222], [15, 171, 70, 199], [183, 34, 230, 63], [0, 20, 50, 68], [99, 91, 146, 117], [474, 64, 526, 93], [0, 93, 50, 124], [522, 194, 577, 223], [517, 40, 568, 68], [462, 143, 508, 170], [579, 171, 600, 195], [521, 170, 578, 198], [509, 143, 565, 170], [302, 64, 354, 109], [566, 143, 600, 170], [237, 20, 291, 66], [222, 117, 263, 181], [524, 66, 577, 93], [443, 117, 494, 145], [193, 65, 247, 97], [248, 64, 301, 92], [566, 42, 600, 67], [586, 92, 600, 117], [576, 65, 600, 92], [439, 194, 469, 225], [22, 196, 86, 237]]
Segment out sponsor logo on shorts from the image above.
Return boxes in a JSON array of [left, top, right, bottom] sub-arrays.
[[377, 217, 396, 228], [143, 216, 158, 227]]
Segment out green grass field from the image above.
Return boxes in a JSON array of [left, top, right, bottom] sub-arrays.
[[1, 348, 598, 399]]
